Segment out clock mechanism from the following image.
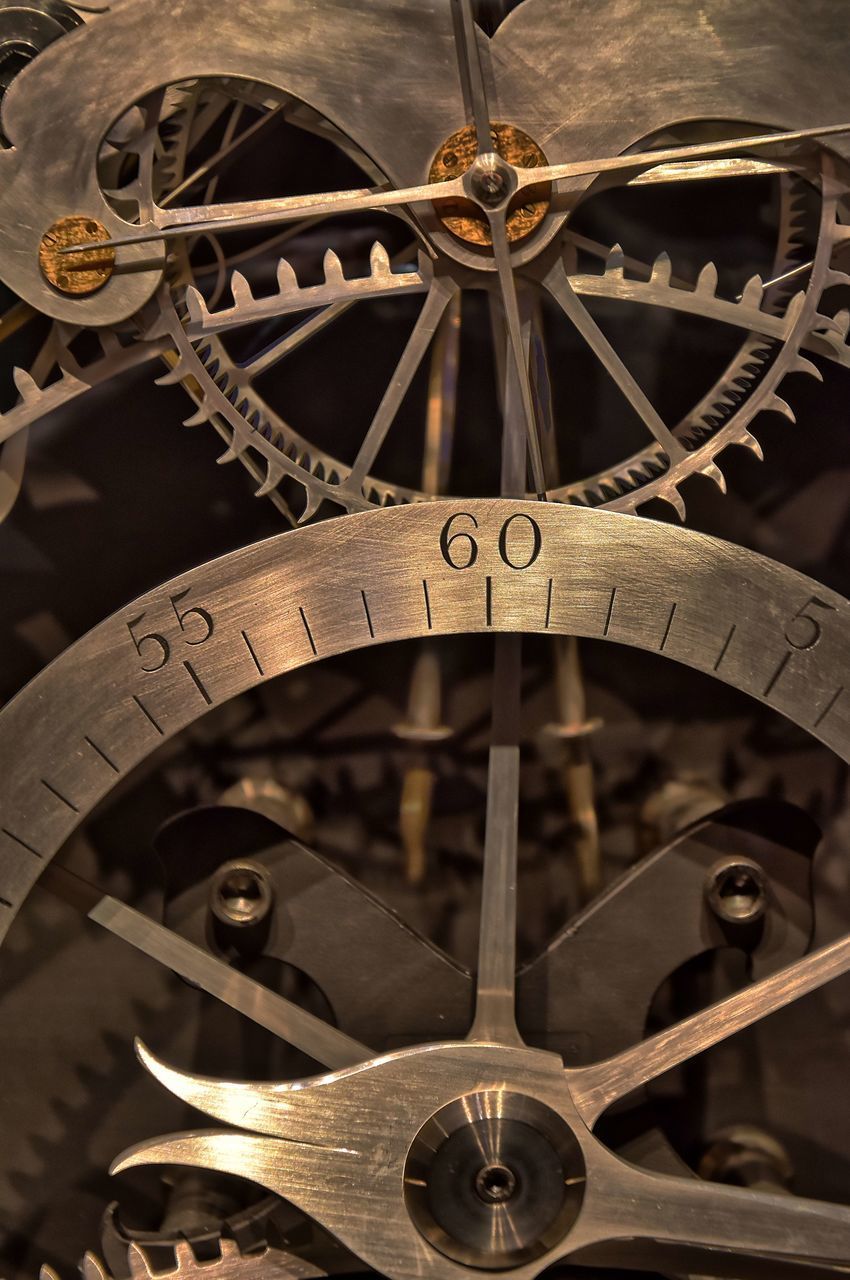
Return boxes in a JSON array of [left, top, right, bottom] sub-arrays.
[[2, 4, 850, 1279]]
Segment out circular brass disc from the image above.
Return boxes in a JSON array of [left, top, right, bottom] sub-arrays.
[[429, 123, 550, 246], [38, 216, 115, 295]]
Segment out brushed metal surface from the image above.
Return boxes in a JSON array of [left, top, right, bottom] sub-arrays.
[[5, 0, 850, 321], [112, 1036, 850, 1277], [1, 504, 849, 1272], [1, 499, 849, 940]]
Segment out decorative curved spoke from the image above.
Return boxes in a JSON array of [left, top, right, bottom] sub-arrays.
[[568, 930, 850, 1126], [573, 1153, 850, 1276]]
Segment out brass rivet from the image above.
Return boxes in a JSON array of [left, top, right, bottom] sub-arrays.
[[38, 216, 115, 296]]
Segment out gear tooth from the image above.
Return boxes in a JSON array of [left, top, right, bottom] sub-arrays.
[[276, 257, 298, 291], [184, 285, 208, 326], [230, 271, 253, 305], [173, 1243, 194, 1270], [783, 291, 806, 325], [826, 268, 850, 289], [699, 461, 727, 493], [81, 1255, 109, 1280], [811, 310, 844, 335], [662, 487, 687, 521], [790, 354, 824, 382], [183, 404, 211, 428], [127, 1246, 149, 1279], [217, 440, 245, 464], [767, 395, 796, 423], [740, 273, 763, 307], [12, 367, 38, 402], [833, 308, 850, 339], [154, 359, 191, 387], [650, 250, 672, 285], [40, 1267, 59, 1280], [604, 243, 625, 278], [217, 1241, 239, 1260], [739, 430, 764, 460], [255, 462, 284, 497], [696, 261, 719, 295], [323, 248, 344, 283], [370, 241, 391, 276], [298, 489, 323, 522]]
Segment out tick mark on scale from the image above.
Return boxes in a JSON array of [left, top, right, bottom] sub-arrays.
[[184, 660, 212, 705], [299, 606, 317, 656], [1, 827, 42, 858], [544, 578, 553, 629], [84, 735, 119, 773], [603, 587, 617, 637], [815, 685, 844, 728], [422, 579, 433, 631], [659, 602, 677, 651], [133, 694, 164, 735], [485, 576, 493, 627], [714, 624, 736, 671], [241, 629, 264, 676], [360, 590, 375, 639], [763, 651, 791, 698], [40, 778, 78, 813]]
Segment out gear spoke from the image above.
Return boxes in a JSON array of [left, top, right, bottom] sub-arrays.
[[347, 275, 458, 490], [543, 257, 687, 465]]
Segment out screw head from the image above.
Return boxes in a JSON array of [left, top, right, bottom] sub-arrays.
[[474, 1163, 518, 1204], [705, 858, 768, 924], [209, 859, 274, 928]]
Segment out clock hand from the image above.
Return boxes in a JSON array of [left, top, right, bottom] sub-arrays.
[[60, 121, 850, 256], [526, 119, 850, 187], [451, 0, 547, 493], [38, 861, 371, 1069]]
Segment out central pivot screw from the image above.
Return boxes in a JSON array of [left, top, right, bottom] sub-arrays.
[[405, 1091, 585, 1269], [474, 1162, 517, 1204], [429, 122, 550, 247], [469, 167, 509, 207]]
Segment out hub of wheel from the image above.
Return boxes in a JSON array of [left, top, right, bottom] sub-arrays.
[[403, 1091, 585, 1270], [428, 122, 550, 246]]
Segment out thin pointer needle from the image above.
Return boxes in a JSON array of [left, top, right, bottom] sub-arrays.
[[488, 212, 547, 495], [60, 122, 850, 255], [468, 300, 529, 1047], [454, 0, 493, 152], [568, 929, 850, 1126], [37, 862, 371, 1070], [451, 0, 547, 494]]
